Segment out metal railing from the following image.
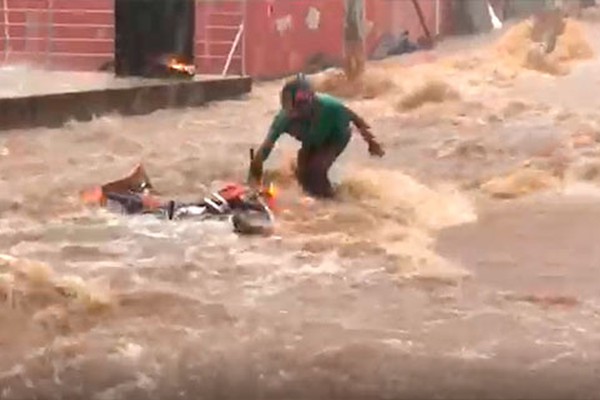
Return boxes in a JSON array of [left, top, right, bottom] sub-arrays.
[[2, 0, 10, 62], [221, 21, 243, 76], [214, 0, 246, 77], [45, 0, 54, 68]]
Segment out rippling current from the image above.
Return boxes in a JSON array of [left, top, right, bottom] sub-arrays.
[[2, 15, 600, 400]]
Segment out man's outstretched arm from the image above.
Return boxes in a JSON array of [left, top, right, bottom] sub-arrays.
[[345, 106, 385, 157], [248, 113, 287, 185]]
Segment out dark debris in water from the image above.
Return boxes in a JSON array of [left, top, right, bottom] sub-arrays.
[[505, 293, 580, 309]]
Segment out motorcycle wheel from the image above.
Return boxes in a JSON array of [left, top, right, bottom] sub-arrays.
[[231, 209, 274, 236]]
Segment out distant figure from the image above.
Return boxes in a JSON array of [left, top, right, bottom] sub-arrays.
[[371, 30, 420, 60], [389, 31, 420, 56]]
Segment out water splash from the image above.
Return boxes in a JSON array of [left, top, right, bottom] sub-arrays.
[[495, 18, 594, 76]]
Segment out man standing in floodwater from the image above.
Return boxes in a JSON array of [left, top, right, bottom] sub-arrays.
[[248, 74, 385, 198]]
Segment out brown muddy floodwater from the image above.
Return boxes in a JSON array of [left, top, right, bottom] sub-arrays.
[[1, 16, 600, 400]]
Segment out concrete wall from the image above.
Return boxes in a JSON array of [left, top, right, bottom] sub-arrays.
[[243, 0, 345, 78], [507, 0, 554, 17], [461, 0, 495, 33], [450, 0, 564, 35], [243, 0, 452, 78], [0, 0, 452, 77], [0, 76, 252, 131]]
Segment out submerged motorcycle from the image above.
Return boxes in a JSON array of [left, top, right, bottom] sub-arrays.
[[80, 162, 276, 235]]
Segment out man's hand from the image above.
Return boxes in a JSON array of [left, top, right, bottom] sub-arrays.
[[368, 139, 385, 157], [348, 107, 384, 157]]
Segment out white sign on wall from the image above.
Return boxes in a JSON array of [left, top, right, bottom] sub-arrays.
[[306, 7, 321, 30]]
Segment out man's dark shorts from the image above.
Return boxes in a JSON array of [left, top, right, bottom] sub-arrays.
[[295, 133, 350, 198]]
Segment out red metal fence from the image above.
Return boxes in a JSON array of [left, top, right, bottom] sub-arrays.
[[0, 0, 113, 70]]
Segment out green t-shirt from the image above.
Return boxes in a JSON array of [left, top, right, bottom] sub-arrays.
[[261, 93, 351, 160]]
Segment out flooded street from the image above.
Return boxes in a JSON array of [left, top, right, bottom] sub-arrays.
[[2, 14, 600, 400]]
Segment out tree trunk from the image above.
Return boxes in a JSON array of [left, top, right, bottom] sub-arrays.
[[344, 0, 366, 81]]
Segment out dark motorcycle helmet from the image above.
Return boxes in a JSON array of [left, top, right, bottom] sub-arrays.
[[280, 73, 315, 117]]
